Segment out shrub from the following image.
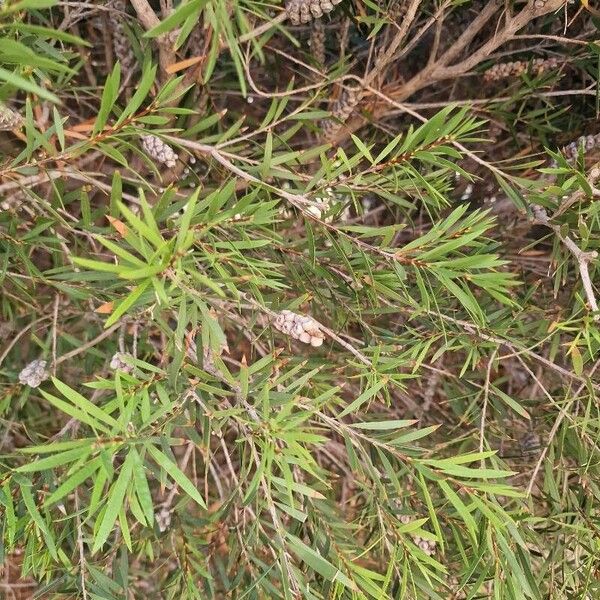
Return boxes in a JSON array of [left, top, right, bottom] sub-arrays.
[[1, 0, 599, 598]]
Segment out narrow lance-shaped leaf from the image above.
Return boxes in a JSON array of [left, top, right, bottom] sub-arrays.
[[146, 444, 206, 508], [93, 451, 135, 553]]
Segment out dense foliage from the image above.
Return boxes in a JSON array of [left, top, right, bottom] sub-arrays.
[[1, 0, 600, 598]]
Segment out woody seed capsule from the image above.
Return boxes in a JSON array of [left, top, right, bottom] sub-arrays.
[[0, 103, 23, 130], [110, 352, 133, 374], [273, 310, 325, 347], [286, 0, 342, 25], [18, 359, 49, 388], [141, 134, 179, 168]]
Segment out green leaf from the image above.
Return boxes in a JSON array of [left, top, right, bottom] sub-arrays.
[[20, 482, 59, 560], [19, 439, 94, 454], [93, 451, 135, 553], [349, 419, 417, 430], [3, 0, 57, 12], [118, 264, 165, 280], [72, 257, 123, 274], [1, 23, 89, 46], [491, 386, 530, 419], [95, 235, 146, 267], [175, 188, 200, 251], [116, 62, 158, 125], [93, 62, 120, 134], [16, 447, 91, 472], [260, 130, 273, 180], [147, 444, 206, 508], [2, 482, 16, 546], [118, 200, 164, 250], [570, 345, 584, 376], [45, 459, 102, 506], [0, 67, 59, 103], [52, 106, 64, 150], [351, 134, 375, 165], [105, 280, 151, 328], [438, 480, 477, 542], [131, 449, 154, 526], [144, 0, 208, 38], [52, 378, 120, 429], [271, 476, 326, 500], [286, 534, 356, 589], [40, 390, 111, 434], [119, 505, 132, 551], [338, 378, 388, 417], [390, 424, 440, 445], [425, 461, 514, 479]]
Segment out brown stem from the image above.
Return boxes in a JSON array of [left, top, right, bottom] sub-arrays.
[[533, 205, 599, 320], [329, 0, 567, 146], [130, 0, 176, 81]]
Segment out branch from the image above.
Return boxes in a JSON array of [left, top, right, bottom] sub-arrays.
[[533, 205, 599, 320], [552, 163, 600, 218], [129, 0, 175, 80], [240, 294, 373, 367], [55, 323, 122, 365], [328, 0, 567, 146], [526, 359, 600, 496]]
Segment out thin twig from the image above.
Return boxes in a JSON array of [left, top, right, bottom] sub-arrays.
[[480, 348, 498, 464], [0, 316, 52, 367], [74, 489, 89, 600], [328, 0, 567, 145], [526, 359, 600, 496], [51, 293, 60, 376], [319, 325, 372, 367], [533, 205, 599, 320], [55, 323, 122, 365]]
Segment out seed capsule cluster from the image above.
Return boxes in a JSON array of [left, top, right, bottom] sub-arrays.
[[321, 86, 362, 140], [562, 133, 600, 161], [286, 0, 342, 25], [18, 359, 49, 388], [399, 514, 436, 556], [531, 204, 549, 222], [141, 134, 178, 168], [0, 103, 23, 130], [331, 86, 361, 122], [0, 194, 22, 212], [109, 0, 136, 77], [273, 310, 325, 347], [306, 191, 335, 222], [109, 352, 133, 373], [156, 506, 171, 532], [483, 57, 561, 82], [310, 20, 326, 66]]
